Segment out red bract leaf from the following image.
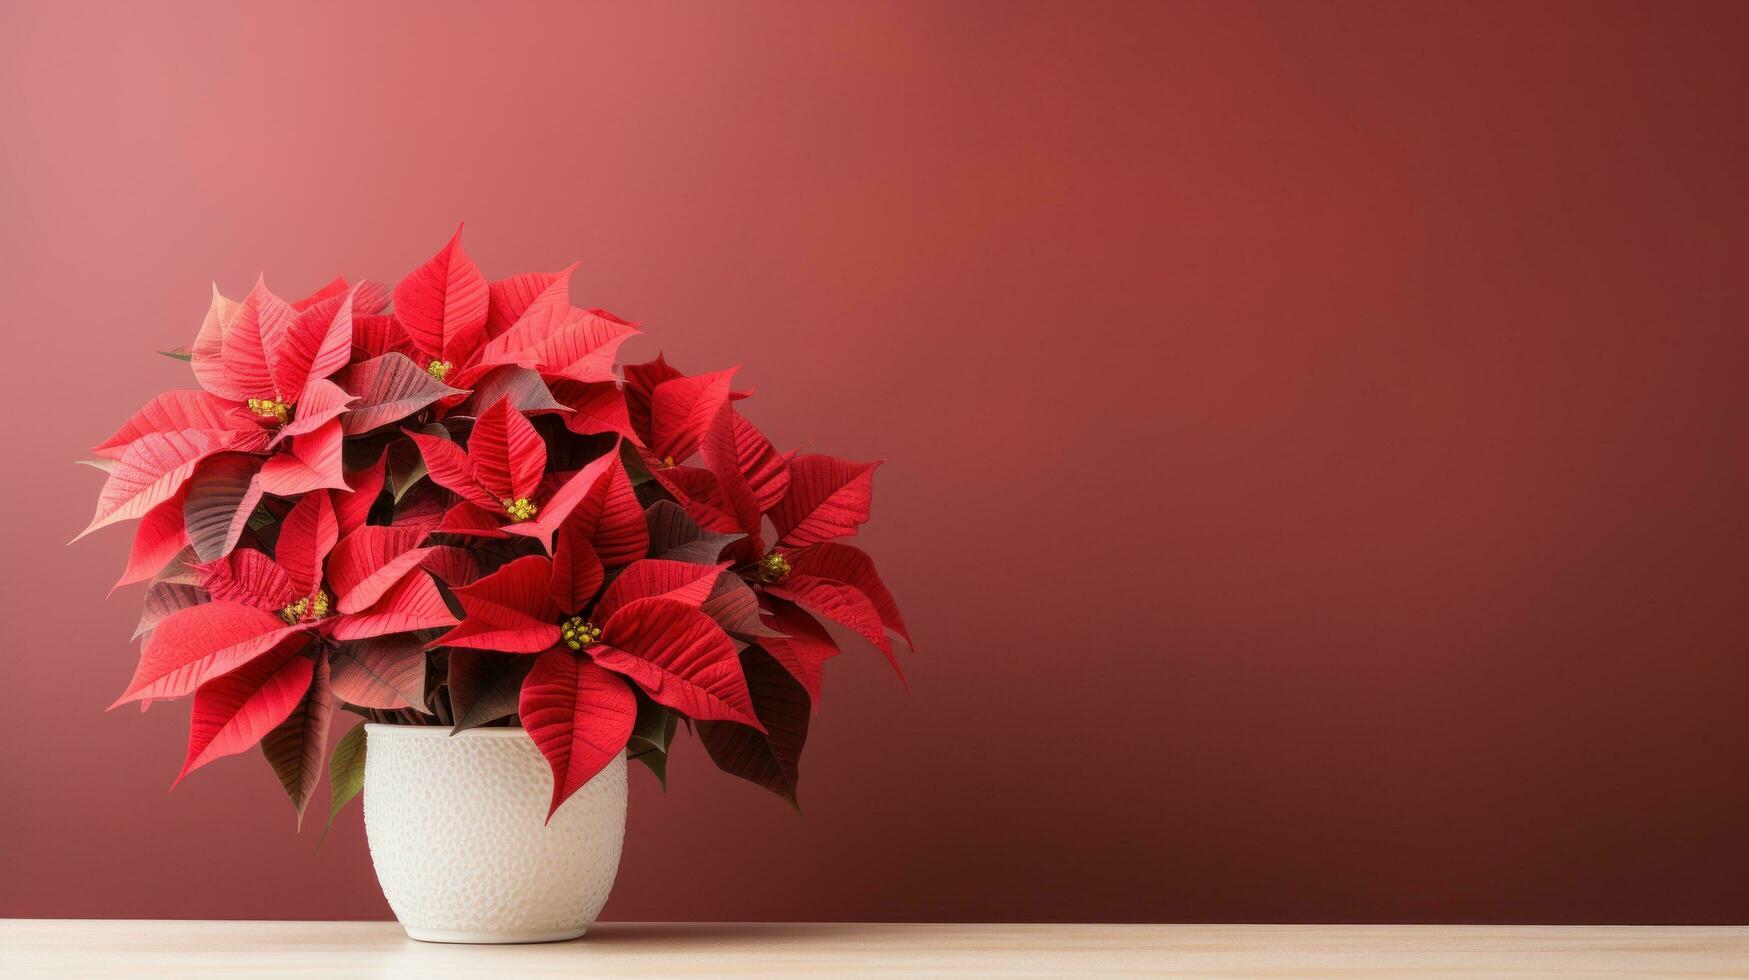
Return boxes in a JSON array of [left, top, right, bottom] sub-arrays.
[[432, 555, 562, 653], [269, 285, 356, 401], [182, 453, 264, 562], [520, 649, 636, 820], [77, 427, 269, 541], [326, 571, 457, 641], [114, 486, 190, 591], [335, 450, 387, 535], [405, 429, 500, 511], [328, 635, 426, 710], [501, 452, 620, 549], [260, 654, 335, 827], [336, 353, 467, 434], [769, 575, 904, 682], [421, 545, 480, 588], [351, 314, 417, 362], [393, 227, 489, 365], [699, 645, 811, 805], [549, 379, 638, 442], [597, 559, 724, 622], [564, 455, 647, 567], [549, 521, 605, 615], [700, 409, 766, 547], [707, 407, 789, 518], [647, 464, 742, 535], [472, 278, 637, 385], [113, 602, 306, 706], [592, 597, 760, 728], [275, 491, 338, 596], [328, 525, 433, 613], [256, 420, 348, 496], [770, 455, 879, 549], [213, 277, 298, 401], [177, 643, 314, 784], [785, 543, 912, 649], [197, 549, 300, 610], [759, 599, 839, 705], [623, 353, 683, 438], [468, 397, 546, 502], [92, 390, 258, 460], [487, 268, 571, 337], [271, 379, 356, 446], [648, 367, 737, 465]]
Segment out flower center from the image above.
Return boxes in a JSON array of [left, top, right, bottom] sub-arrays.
[[660, 455, 676, 468], [280, 589, 330, 625], [247, 398, 290, 424], [756, 552, 792, 583], [504, 497, 538, 521], [560, 616, 601, 651], [426, 360, 453, 382]]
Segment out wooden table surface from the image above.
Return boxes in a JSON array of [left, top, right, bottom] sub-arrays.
[[3, 920, 1747, 977]]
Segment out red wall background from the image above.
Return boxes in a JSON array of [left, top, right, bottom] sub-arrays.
[[4, 0, 1748, 923]]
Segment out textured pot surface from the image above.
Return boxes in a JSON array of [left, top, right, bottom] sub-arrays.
[[361, 724, 627, 944]]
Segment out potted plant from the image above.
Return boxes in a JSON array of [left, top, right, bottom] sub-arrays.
[[76, 230, 911, 943]]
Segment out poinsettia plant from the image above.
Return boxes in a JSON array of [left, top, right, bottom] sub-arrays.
[[77, 229, 910, 825]]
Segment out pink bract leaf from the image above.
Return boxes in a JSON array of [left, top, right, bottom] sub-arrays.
[[549, 521, 605, 615], [275, 491, 338, 597], [114, 602, 306, 706], [432, 555, 562, 653], [564, 455, 648, 567], [260, 654, 334, 827], [114, 486, 190, 591], [648, 367, 737, 465], [326, 571, 457, 641], [787, 543, 912, 648], [77, 427, 268, 541], [256, 420, 348, 496], [218, 277, 298, 401], [269, 285, 356, 401], [597, 559, 725, 622], [759, 599, 839, 705], [404, 428, 500, 511], [197, 549, 299, 610], [520, 649, 636, 819], [182, 453, 264, 562], [770, 455, 879, 549], [328, 525, 433, 614], [393, 227, 488, 364], [769, 574, 904, 682], [189, 285, 238, 397], [699, 645, 811, 805], [328, 635, 426, 710], [467, 397, 546, 502], [92, 390, 258, 460], [177, 644, 314, 784], [272, 379, 356, 446], [336, 353, 467, 435], [290, 276, 349, 311]]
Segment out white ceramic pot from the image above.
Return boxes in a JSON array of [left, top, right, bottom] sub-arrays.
[[361, 724, 627, 944]]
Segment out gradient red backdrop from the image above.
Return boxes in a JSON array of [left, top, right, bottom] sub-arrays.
[[4, 0, 1748, 923]]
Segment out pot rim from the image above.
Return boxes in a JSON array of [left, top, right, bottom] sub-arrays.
[[363, 723, 529, 738]]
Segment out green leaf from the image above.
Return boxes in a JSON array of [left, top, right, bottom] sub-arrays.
[[75, 458, 118, 474], [158, 347, 195, 362], [629, 744, 669, 788], [323, 724, 367, 838], [387, 424, 447, 502]]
